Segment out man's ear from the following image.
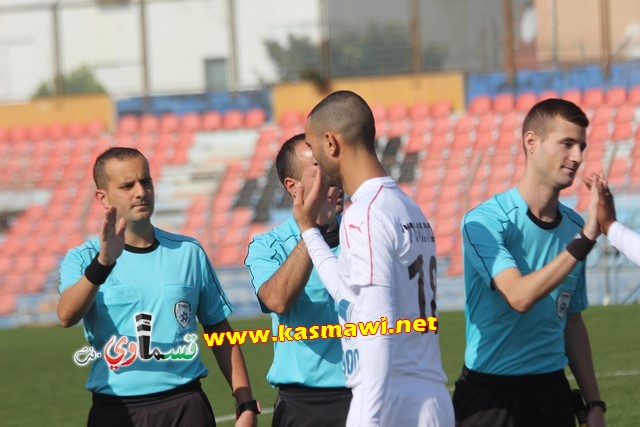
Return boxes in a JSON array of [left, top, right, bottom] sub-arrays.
[[95, 189, 108, 208], [325, 132, 341, 157], [283, 177, 298, 198], [523, 130, 537, 156]]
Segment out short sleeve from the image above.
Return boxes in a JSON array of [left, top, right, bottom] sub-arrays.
[[198, 252, 234, 325], [462, 209, 518, 288], [344, 208, 395, 288], [59, 245, 96, 294], [244, 234, 284, 313]]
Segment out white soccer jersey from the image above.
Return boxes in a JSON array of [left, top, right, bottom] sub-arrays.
[[303, 176, 450, 427]]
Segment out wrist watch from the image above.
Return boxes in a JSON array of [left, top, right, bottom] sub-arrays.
[[236, 399, 261, 419], [586, 400, 607, 413]]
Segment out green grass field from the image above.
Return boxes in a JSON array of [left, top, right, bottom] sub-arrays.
[[1, 305, 638, 426]]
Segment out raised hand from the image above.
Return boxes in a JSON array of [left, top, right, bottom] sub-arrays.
[[582, 173, 601, 240], [98, 206, 126, 266], [293, 168, 329, 232], [595, 176, 616, 235]]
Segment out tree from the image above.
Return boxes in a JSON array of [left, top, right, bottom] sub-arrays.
[[264, 23, 448, 82], [32, 65, 107, 98]]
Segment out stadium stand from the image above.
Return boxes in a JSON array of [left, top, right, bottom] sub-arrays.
[[2, 84, 640, 324]]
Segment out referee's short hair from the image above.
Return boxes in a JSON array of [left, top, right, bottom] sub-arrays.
[[522, 98, 589, 141], [275, 133, 306, 185], [307, 90, 376, 154], [93, 146, 147, 189]]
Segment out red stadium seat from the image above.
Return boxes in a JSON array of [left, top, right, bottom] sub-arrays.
[[582, 88, 605, 110], [244, 108, 266, 128], [180, 112, 202, 133], [387, 103, 408, 121], [202, 111, 223, 131], [628, 85, 640, 106], [409, 102, 430, 120], [605, 86, 627, 107], [590, 107, 611, 126], [430, 100, 452, 119], [453, 114, 474, 136], [467, 95, 491, 116], [118, 115, 139, 135], [67, 122, 87, 139], [139, 114, 160, 134], [607, 158, 629, 187], [539, 90, 559, 101], [404, 135, 426, 153], [561, 89, 582, 107], [613, 105, 634, 125], [476, 113, 496, 134], [223, 109, 244, 130], [611, 123, 632, 142], [279, 110, 302, 129], [28, 124, 48, 141], [371, 104, 387, 124], [492, 93, 515, 114], [159, 113, 180, 133], [431, 117, 451, 137], [515, 92, 537, 113], [8, 126, 28, 143]]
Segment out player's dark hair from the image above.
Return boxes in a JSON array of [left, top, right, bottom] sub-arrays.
[[275, 133, 306, 185], [93, 146, 147, 189], [522, 98, 589, 141], [307, 90, 376, 153]]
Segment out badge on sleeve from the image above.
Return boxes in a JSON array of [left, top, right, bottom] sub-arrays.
[[556, 292, 572, 319]]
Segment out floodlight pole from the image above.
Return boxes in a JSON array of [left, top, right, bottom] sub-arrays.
[[139, 0, 151, 112]]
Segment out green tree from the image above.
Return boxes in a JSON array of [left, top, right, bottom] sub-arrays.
[[264, 34, 321, 82], [32, 65, 107, 98]]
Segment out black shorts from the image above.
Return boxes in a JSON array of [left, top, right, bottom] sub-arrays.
[[88, 380, 216, 427], [452, 366, 575, 427], [272, 384, 352, 427]]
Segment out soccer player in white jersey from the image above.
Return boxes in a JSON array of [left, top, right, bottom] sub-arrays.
[[292, 90, 454, 427]]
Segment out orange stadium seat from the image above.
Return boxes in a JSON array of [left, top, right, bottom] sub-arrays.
[[561, 89, 582, 107], [371, 104, 387, 124], [160, 113, 180, 133], [279, 110, 302, 129], [627, 85, 640, 106], [8, 126, 28, 143], [613, 105, 634, 125], [409, 102, 430, 120], [181, 112, 202, 133], [590, 106, 611, 126], [139, 114, 160, 134], [244, 108, 266, 128], [476, 113, 496, 134], [499, 111, 520, 133], [429, 134, 450, 153], [431, 116, 451, 137], [430, 100, 452, 119], [453, 114, 474, 136], [202, 111, 223, 131], [582, 87, 605, 110], [223, 109, 245, 130], [467, 95, 491, 116], [607, 158, 629, 187], [410, 117, 431, 137], [387, 120, 408, 138], [492, 93, 515, 114], [605, 86, 627, 107], [28, 124, 48, 141], [387, 103, 408, 121], [611, 123, 632, 142], [118, 115, 139, 135], [539, 90, 559, 101], [588, 124, 609, 145], [515, 92, 537, 113], [404, 135, 426, 153], [67, 122, 87, 139]]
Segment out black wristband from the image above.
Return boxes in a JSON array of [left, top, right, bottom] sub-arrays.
[[84, 254, 115, 286], [236, 399, 261, 419], [565, 231, 596, 261], [586, 400, 607, 413]]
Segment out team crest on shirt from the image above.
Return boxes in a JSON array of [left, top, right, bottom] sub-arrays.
[[556, 292, 572, 319], [174, 302, 192, 328]]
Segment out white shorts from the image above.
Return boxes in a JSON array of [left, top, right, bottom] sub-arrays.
[[347, 377, 454, 427]]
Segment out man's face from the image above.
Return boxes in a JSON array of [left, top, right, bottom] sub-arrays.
[[304, 120, 342, 189], [292, 141, 342, 223], [529, 117, 586, 191], [97, 156, 155, 224]]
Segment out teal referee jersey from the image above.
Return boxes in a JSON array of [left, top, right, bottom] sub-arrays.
[[462, 187, 588, 375], [245, 217, 345, 388], [60, 228, 233, 396]]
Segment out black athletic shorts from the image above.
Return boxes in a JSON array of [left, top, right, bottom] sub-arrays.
[[452, 366, 575, 427], [271, 384, 352, 427], [88, 379, 216, 427]]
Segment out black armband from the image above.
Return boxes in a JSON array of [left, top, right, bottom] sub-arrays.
[[84, 254, 116, 286], [565, 231, 596, 261]]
